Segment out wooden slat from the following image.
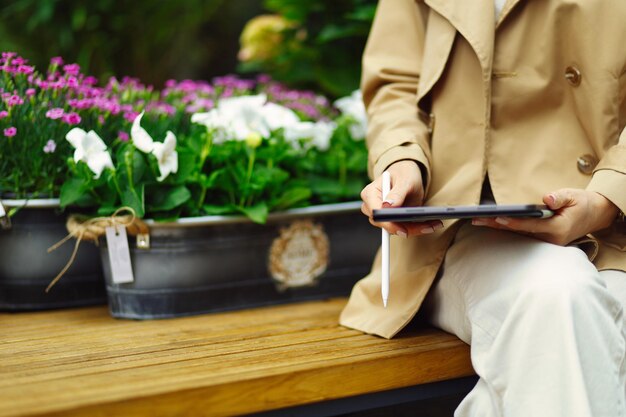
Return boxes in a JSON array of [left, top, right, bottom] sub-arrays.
[[0, 298, 474, 417]]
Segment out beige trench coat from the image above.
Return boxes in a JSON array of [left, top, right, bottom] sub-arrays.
[[340, 0, 626, 339]]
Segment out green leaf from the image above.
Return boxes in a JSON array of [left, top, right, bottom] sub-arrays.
[[317, 24, 362, 43], [200, 169, 225, 189], [203, 204, 237, 215], [121, 185, 145, 218], [173, 149, 196, 183], [236, 202, 269, 224], [59, 178, 89, 207], [96, 206, 117, 216], [147, 185, 191, 212], [310, 177, 345, 197], [346, 5, 377, 21], [271, 187, 312, 211], [131, 149, 147, 184]]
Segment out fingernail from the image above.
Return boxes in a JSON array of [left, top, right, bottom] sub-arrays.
[[472, 219, 487, 226], [495, 217, 509, 225], [433, 223, 444, 230], [421, 226, 435, 234], [383, 199, 394, 206], [548, 194, 557, 205], [396, 230, 407, 238]]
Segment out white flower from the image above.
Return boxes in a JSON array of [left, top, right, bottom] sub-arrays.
[[284, 121, 336, 151], [334, 90, 367, 140], [191, 94, 300, 143], [130, 112, 179, 181], [260, 102, 300, 131], [66, 128, 113, 179], [152, 131, 178, 182], [224, 96, 272, 140], [190, 109, 229, 143], [131, 111, 155, 153]]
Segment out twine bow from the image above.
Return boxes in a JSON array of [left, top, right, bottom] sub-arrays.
[[46, 207, 149, 292]]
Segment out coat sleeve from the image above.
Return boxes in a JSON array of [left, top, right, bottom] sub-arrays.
[[586, 59, 626, 217], [361, 0, 432, 184]]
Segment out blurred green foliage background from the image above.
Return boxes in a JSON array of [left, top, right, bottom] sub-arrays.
[[0, 0, 376, 96]]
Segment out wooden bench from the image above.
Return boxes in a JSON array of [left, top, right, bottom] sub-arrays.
[[0, 298, 476, 417]]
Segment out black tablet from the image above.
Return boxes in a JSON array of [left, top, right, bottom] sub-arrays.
[[372, 204, 554, 222]]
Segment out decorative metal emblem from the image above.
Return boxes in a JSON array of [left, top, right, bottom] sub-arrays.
[[268, 220, 329, 290]]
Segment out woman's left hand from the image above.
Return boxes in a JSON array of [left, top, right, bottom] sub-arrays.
[[472, 189, 619, 246]]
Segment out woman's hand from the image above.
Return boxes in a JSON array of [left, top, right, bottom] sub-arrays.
[[472, 189, 619, 245], [360, 160, 444, 237]]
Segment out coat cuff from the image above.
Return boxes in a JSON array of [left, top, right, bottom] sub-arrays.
[[586, 168, 626, 217]]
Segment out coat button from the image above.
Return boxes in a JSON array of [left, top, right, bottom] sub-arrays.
[[565, 66, 582, 86], [577, 154, 598, 175]]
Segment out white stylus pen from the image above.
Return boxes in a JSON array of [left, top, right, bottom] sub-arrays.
[[381, 171, 390, 308]]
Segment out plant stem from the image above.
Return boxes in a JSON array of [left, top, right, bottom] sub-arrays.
[[197, 185, 207, 211], [239, 148, 255, 207], [124, 148, 141, 204], [196, 133, 212, 210]]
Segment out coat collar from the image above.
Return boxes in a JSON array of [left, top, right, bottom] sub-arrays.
[[423, 0, 526, 75]]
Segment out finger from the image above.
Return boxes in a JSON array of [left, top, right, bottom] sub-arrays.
[[369, 217, 408, 237], [472, 218, 510, 229], [475, 216, 558, 235], [361, 202, 370, 217], [404, 220, 445, 236], [385, 176, 421, 207], [361, 181, 384, 215], [543, 189, 577, 210], [368, 217, 444, 237]]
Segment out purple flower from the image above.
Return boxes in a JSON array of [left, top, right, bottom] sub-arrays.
[[50, 56, 64, 66], [16, 65, 34, 75], [98, 115, 105, 125], [66, 76, 79, 88], [123, 111, 140, 123], [68, 98, 91, 109], [0, 110, 7, 119], [6, 95, 24, 106], [62, 112, 81, 125], [63, 63, 80, 76], [118, 131, 129, 142], [83, 76, 98, 86], [25, 88, 36, 97], [3, 127, 16, 137], [45, 108, 65, 120], [43, 139, 56, 153], [1, 52, 16, 62]]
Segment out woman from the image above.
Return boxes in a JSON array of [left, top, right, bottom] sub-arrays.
[[340, 0, 626, 415]]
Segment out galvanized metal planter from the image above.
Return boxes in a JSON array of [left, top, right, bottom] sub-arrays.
[[101, 202, 379, 319], [0, 199, 106, 311]]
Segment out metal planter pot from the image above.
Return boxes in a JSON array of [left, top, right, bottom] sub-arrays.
[[0, 199, 106, 311], [101, 202, 379, 319]]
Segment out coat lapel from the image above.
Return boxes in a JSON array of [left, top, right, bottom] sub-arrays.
[[424, 0, 496, 77]]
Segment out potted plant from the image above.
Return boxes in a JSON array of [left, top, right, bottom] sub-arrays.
[[52, 70, 378, 318], [0, 52, 110, 310]]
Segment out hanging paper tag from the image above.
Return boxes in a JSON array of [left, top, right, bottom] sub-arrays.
[[105, 225, 135, 284]]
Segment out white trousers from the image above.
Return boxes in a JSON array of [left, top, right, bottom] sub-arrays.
[[422, 224, 626, 417]]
